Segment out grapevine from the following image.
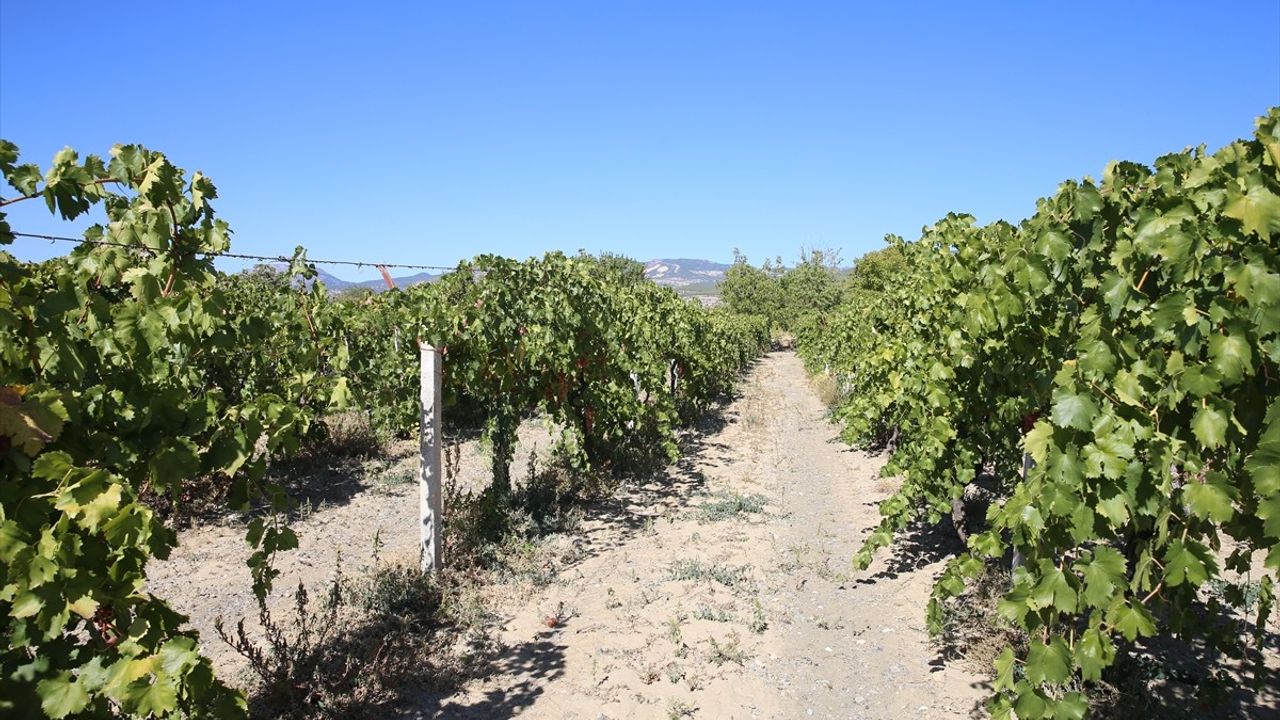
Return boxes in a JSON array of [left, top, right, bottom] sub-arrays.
[[798, 108, 1280, 716], [0, 141, 768, 718]]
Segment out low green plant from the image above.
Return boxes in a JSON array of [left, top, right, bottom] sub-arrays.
[[749, 598, 768, 634], [693, 604, 735, 623], [705, 632, 749, 667], [666, 613, 686, 645], [215, 582, 344, 716], [214, 552, 472, 719], [666, 698, 696, 719], [667, 559, 749, 588], [697, 492, 766, 522]]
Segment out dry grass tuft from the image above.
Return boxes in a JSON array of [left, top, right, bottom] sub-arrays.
[[932, 564, 1026, 672], [809, 372, 841, 409]]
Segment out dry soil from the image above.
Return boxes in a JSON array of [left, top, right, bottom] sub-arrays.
[[151, 352, 992, 718]]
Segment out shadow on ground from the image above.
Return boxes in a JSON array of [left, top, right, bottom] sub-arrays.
[[398, 632, 568, 719], [545, 390, 746, 570], [395, 385, 752, 717], [857, 517, 965, 584]]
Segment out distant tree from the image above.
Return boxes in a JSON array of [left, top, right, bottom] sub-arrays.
[[778, 247, 842, 327], [843, 240, 907, 294], [719, 249, 785, 326], [242, 262, 286, 285], [723, 245, 906, 332], [334, 285, 376, 304], [581, 250, 648, 285], [218, 262, 292, 294]]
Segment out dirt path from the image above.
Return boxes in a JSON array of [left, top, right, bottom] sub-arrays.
[[151, 352, 989, 718], [410, 352, 988, 718]]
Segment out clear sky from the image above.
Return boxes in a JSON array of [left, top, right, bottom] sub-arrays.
[[2, 1, 1278, 279]]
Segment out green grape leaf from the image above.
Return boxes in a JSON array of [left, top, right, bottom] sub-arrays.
[[993, 647, 1016, 692], [1108, 598, 1157, 641], [1113, 369, 1145, 406], [1224, 183, 1280, 240], [37, 672, 90, 719], [1164, 538, 1215, 587], [1051, 389, 1097, 431], [1079, 547, 1127, 608], [128, 677, 179, 716], [1025, 420, 1054, 464], [1208, 333, 1252, 384], [1026, 636, 1072, 685], [1095, 486, 1131, 528], [1192, 404, 1229, 449], [1075, 628, 1115, 681], [1030, 563, 1078, 613], [1014, 683, 1049, 719], [328, 377, 352, 409], [1053, 692, 1089, 720], [1255, 494, 1280, 540], [1183, 480, 1236, 522]]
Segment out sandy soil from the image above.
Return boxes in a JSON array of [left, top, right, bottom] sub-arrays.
[[399, 351, 987, 719], [148, 349, 1280, 719], [151, 352, 990, 717], [146, 420, 561, 680]]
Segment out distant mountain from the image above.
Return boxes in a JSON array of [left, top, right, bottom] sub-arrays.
[[312, 268, 355, 289], [275, 267, 439, 292], [643, 258, 730, 288], [256, 257, 728, 294], [331, 270, 438, 291]]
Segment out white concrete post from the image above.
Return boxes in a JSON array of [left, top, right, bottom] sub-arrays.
[[419, 342, 443, 573]]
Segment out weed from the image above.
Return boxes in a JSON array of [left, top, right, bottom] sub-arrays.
[[1205, 578, 1265, 612], [668, 559, 749, 588], [706, 632, 749, 667], [373, 467, 416, 487], [351, 562, 442, 628], [488, 533, 558, 586], [667, 612, 686, 645], [216, 579, 344, 713], [632, 585, 662, 608], [667, 698, 697, 719], [698, 491, 766, 522], [749, 598, 768, 634], [809, 372, 842, 409], [684, 670, 703, 691], [296, 496, 317, 521], [693, 604, 735, 623], [214, 556, 475, 719], [639, 662, 661, 685], [932, 564, 1025, 671], [317, 410, 386, 458]]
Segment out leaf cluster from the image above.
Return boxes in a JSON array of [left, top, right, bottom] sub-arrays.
[[795, 108, 1280, 716], [0, 141, 771, 718]]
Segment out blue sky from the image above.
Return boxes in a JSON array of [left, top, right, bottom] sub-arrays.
[[2, 1, 1278, 279]]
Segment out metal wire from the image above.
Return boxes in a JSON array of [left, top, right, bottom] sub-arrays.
[[9, 231, 460, 272]]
